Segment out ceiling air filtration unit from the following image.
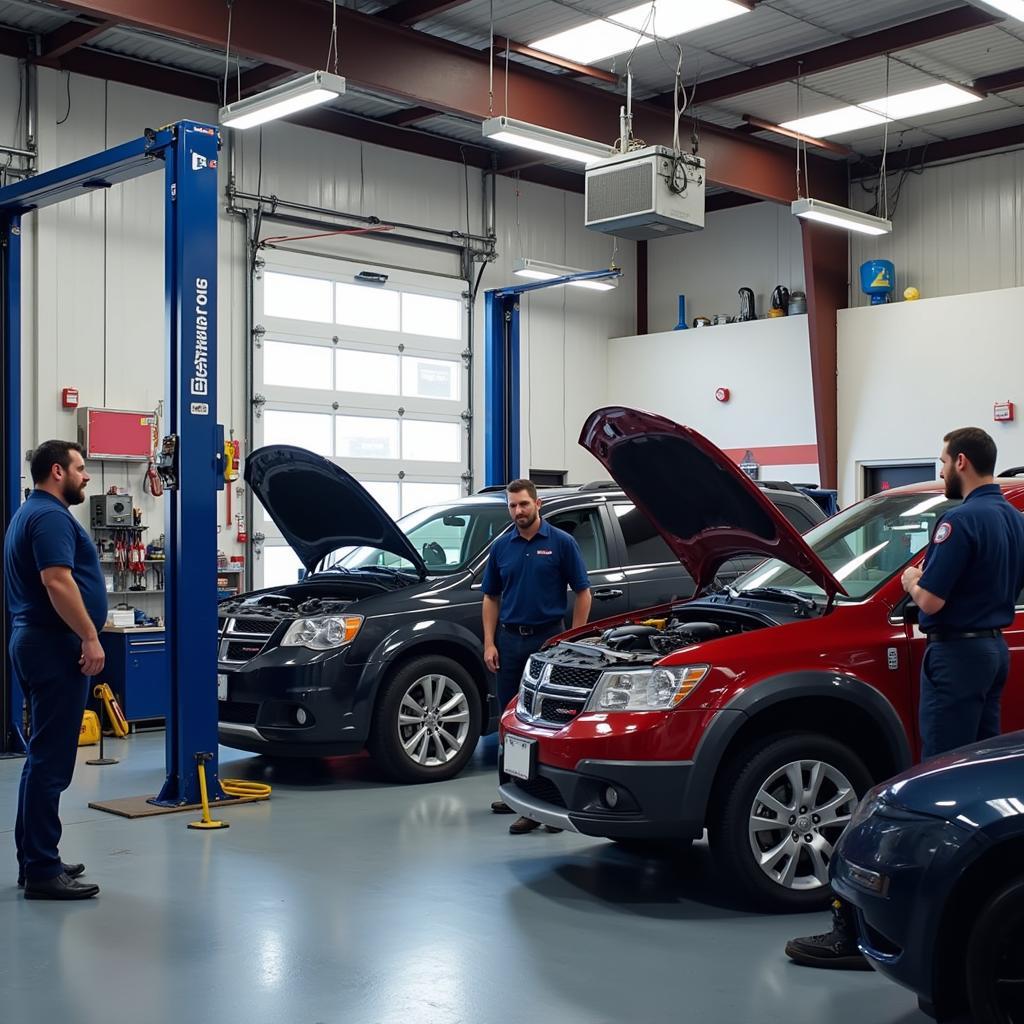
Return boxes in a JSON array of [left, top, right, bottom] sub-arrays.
[[585, 146, 705, 240]]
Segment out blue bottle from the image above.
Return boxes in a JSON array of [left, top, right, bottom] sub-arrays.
[[860, 260, 895, 305]]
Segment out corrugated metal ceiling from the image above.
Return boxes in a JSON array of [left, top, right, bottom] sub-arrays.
[[0, 0, 70, 34]]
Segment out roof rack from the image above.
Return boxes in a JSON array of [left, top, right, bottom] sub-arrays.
[[474, 483, 570, 494], [578, 480, 620, 492], [998, 466, 1024, 478]]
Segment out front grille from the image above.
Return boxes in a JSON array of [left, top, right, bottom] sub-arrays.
[[229, 616, 278, 635], [517, 656, 601, 728], [219, 615, 277, 665], [219, 699, 258, 724], [549, 665, 601, 689], [512, 774, 566, 808], [226, 640, 266, 662]]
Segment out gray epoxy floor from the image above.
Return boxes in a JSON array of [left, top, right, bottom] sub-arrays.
[[0, 734, 936, 1024]]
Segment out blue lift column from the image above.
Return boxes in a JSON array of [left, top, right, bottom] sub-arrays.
[[0, 122, 228, 805], [483, 269, 622, 488]]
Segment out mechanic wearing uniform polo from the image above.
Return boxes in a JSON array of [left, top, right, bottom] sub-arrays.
[[4, 441, 106, 900], [482, 479, 592, 835], [788, 426, 1024, 969]]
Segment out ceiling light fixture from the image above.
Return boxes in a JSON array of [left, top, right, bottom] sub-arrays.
[[482, 116, 613, 164], [219, 71, 347, 129], [973, 1, 1024, 22], [513, 257, 619, 290], [530, 0, 751, 65], [791, 198, 892, 236], [781, 106, 888, 138]]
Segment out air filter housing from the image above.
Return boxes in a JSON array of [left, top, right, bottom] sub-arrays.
[[585, 146, 705, 240]]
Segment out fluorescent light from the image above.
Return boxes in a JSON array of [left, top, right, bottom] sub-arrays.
[[513, 258, 618, 290], [530, 0, 750, 64], [482, 116, 612, 164], [861, 83, 982, 120], [791, 198, 892, 236], [781, 106, 887, 138], [974, 1, 1024, 22], [220, 71, 346, 130]]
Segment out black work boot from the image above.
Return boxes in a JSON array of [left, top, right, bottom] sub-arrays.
[[785, 898, 872, 971]]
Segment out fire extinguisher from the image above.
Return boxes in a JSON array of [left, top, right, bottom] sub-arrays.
[[225, 438, 241, 527], [236, 513, 248, 544]]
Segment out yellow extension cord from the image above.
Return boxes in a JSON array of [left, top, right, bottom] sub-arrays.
[[221, 778, 272, 799]]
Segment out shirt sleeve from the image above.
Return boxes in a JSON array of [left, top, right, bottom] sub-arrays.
[[30, 510, 77, 573], [563, 537, 591, 592], [481, 547, 502, 596], [918, 516, 970, 600]]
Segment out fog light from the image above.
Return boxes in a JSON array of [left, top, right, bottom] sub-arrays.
[[604, 786, 619, 809], [295, 707, 309, 726]]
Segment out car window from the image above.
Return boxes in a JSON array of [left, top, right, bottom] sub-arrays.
[[546, 507, 609, 571], [613, 503, 675, 567], [776, 500, 818, 533]]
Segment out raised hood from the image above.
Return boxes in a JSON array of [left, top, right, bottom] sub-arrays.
[[579, 408, 844, 598], [245, 445, 427, 578]]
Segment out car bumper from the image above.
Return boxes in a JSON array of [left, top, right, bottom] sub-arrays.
[[832, 809, 979, 1012]]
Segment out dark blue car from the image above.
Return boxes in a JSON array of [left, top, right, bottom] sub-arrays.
[[833, 731, 1024, 1023]]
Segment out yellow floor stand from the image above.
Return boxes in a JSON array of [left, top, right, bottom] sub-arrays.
[[188, 754, 229, 830]]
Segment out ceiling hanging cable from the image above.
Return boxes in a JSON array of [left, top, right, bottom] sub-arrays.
[[877, 54, 891, 221], [326, 0, 339, 75], [488, 0, 494, 115], [222, 0, 234, 107]]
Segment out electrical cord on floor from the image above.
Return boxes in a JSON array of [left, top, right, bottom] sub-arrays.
[[221, 778, 272, 799]]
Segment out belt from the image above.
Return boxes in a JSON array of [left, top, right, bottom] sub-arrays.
[[926, 628, 1002, 642], [500, 620, 562, 637]]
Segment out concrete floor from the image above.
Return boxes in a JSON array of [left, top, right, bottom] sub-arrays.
[[0, 733, 937, 1024]]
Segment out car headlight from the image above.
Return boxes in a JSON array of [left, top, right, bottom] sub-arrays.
[[849, 783, 888, 830], [281, 614, 363, 651], [586, 665, 709, 712]]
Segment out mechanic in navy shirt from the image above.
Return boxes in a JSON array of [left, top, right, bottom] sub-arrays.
[[901, 426, 1024, 758], [4, 440, 106, 900], [482, 479, 591, 835]]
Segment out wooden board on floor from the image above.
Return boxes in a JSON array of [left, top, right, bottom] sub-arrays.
[[89, 792, 267, 818]]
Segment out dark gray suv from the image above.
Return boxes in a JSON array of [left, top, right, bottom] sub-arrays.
[[216, 446, 826, 782]]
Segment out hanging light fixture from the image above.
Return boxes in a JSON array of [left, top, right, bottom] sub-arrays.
[[513, 258, 619, 290], [791, 198, 892, 236], [482, 116, 612, 164], [219, 71, 347, 129]]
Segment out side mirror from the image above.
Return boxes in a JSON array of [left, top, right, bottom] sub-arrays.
[[902, 600, 920, 624]]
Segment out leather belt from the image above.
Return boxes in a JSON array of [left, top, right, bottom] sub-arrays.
[[926, 628, 1002, 642], [500, 620, 562, 637]]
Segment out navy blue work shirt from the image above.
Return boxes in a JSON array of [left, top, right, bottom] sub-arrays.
[[918, 483, 1024, 632], [3, 490, 108, 634], [481, 518, 591, 626]]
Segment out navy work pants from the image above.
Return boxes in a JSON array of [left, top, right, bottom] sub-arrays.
[[11, 628, 89, 883], [919, 636, 1009, 760], [495, 622, 564, 713]]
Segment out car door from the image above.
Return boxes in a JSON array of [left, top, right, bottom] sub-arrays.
[[545, 503, 631, 622], [606, 501, 696, 609]]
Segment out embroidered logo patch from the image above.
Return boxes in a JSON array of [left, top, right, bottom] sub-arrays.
[[536, 549, 554, 556], [934, 522, 952, 544]]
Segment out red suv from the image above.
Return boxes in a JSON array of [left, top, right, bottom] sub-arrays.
[[499, 407, 1024, 911]]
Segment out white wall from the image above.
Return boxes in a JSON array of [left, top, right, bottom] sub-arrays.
[[850, 149, 1024, 306], [838, 286, 1024, 505], [645, 200, 805, 334], [605, 316, 819, 483]]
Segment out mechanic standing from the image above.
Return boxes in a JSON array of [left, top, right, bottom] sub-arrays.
[[787, 426, 1024, 968], [483, 479, 592, 835], [4, 441, 106, 900]]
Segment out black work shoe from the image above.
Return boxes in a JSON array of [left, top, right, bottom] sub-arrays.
[[491, 800, 515, 814], [24, 872, 99, 900], [785, 899, 872, 971], [509, 816, 542, 835], [18, 862, 85, 888]]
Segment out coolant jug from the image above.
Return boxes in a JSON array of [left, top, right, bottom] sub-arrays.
[[860, 260, 895, 304]]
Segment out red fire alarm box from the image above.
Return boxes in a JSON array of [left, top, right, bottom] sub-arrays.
[[77, 408, 156, 461], [61, 387, 79, 409], [994, 401, 1015, 423]]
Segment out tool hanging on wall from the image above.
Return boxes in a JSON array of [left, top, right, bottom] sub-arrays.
[[144, 405, 164, 497], [225, 436, 240, 527], [235, 513, 247, 544]]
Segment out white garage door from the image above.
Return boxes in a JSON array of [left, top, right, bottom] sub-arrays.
[[253, 251, 469, 588]]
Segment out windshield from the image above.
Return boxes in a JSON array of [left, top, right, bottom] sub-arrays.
[[319, 503, 511, 576], [734, 491, 958, 600]]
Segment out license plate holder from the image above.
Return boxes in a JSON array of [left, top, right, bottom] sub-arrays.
[[217, 673, 229, 701], [503, 734, 536, 781]]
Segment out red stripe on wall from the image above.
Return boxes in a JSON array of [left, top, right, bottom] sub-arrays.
[[722, 444, 819, 467]]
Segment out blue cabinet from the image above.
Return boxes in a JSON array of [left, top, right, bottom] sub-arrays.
[[99, 629, 168, 721]]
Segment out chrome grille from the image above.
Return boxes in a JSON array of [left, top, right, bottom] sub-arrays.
[[219, 616, 277, 665], [517, 658, 600, 728]]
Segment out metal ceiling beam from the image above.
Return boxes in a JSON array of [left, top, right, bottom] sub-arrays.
[[0, 25, 33, 59], [237, 64, 296, 99], [38, 18, 116, 62], [379, 0, 475, 27], [851, 122, 1024, 177], [654, 5, 999, 107], [45, 0, 845, 204], [381, 106, 441, 127], [494, 37, 619, 85], [741, 115, 854, 157], [974, 66, 1024, 93], [57, 46, 218, 104]]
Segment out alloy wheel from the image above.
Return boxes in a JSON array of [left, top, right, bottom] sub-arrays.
[[747, 758, 858, 892], [396, 673, 471, 767]]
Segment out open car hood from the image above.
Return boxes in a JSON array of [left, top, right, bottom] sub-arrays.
[[579, 408, 844, 599], [245, 445, 427, 578]]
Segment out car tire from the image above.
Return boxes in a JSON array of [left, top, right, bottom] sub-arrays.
[[369, 656, 482, 784], [710, 732, 872, 912], [966, 876, 1024, 1023]]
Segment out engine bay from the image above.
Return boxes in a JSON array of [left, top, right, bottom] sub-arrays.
[[218, 590, 356, 623]]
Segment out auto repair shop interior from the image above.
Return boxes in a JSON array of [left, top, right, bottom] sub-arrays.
[[2, 1, 1024, 1022]]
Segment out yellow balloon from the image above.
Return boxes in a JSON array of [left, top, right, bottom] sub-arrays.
[[904, 286, 920, 301]]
